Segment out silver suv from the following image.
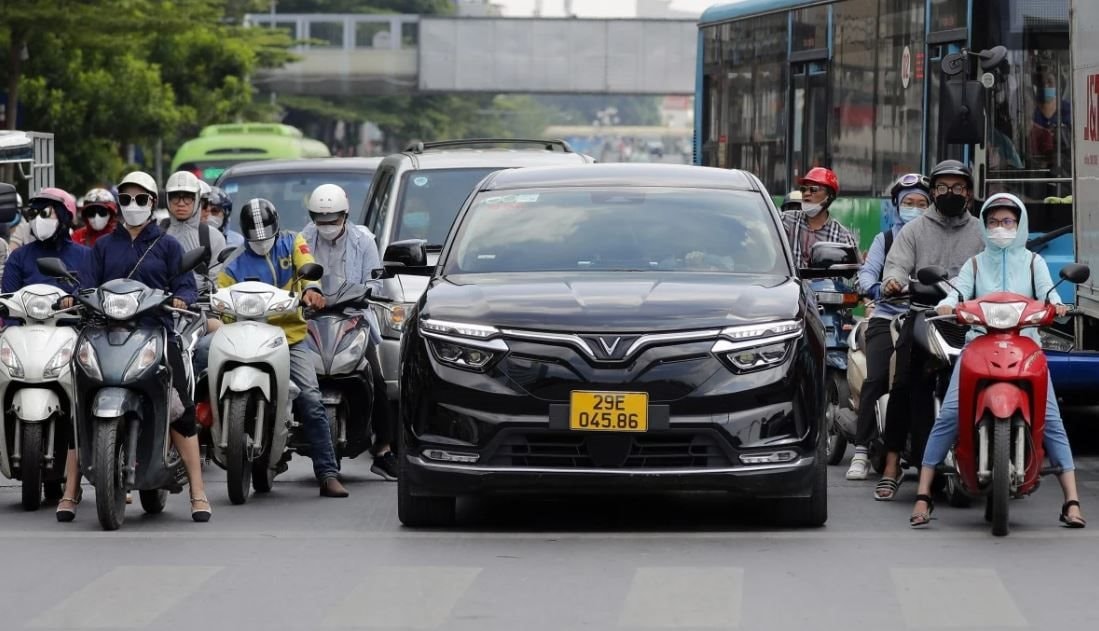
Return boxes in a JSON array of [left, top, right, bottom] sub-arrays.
[[362, 139, 594, 402]]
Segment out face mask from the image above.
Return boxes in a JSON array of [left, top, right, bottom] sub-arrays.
[[898, 206, 923, 224], [88, 215, 109, 231], [1041, 87, 1057, 101], [121, 203, 152, 227], [31, 216, 59, 241], [207, 214, 223, 230], [935, 193, 967, 217], [317, 223, 343, 241], [987, 226, 1017, 249], [801, 202, 824, 218], [248, 236, 276, 256]]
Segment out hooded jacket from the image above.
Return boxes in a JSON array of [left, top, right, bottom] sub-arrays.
[[937, 193, 1059, 343], [163, 202, 226, 290], [301, 222, 383, 344], [882, 198, 984, 288], [859, 198, 918, 318]]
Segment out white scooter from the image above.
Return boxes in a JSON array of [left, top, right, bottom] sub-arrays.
[[0, 284, 79, 510], [206, 263, 323, 504]]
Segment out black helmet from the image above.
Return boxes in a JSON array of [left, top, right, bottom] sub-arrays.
[[207, 186, 232, 231], [888, 173, 931, 206], [929, 160, 973, 188], [239, 198, 279, 252]]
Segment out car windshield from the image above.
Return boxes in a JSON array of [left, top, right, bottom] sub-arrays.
[[394, 168, 501, 246], [445, 187, 788, 275], [218, 170, 375, 231]]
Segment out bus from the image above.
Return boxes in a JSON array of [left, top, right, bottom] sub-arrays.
[[170, 123, 331, 183], [694, 0, 1073, 271]]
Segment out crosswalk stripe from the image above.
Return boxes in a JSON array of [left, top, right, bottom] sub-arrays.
[[891, 568, 1028, 628], [28, 565, 221, 629], [618, 567, 743, 628], [323, 566, 481, 628]]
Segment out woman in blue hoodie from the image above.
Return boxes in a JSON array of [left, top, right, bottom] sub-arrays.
[[909, 193, 1084, 528]]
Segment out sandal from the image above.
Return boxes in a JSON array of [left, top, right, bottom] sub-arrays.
[[190, 496, 212, 523], [56, 487, 82, 523], [910, 494, 935, 528], [1060, 500, 1087, 529], [874, 474, 903, 501]]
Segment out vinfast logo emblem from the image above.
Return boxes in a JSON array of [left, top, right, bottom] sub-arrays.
[[582, 335, 639, 360], [598, 336, 621, 356]]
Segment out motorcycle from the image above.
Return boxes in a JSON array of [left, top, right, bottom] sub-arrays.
[[0, 284, 79, 510], [206, 262, 323, 504], [307, 277, 377, 462], [37, 249, 208, 530], [917, 263, 1090, 536]]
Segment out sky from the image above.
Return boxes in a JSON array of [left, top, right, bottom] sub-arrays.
[[493, 0, 722, 18]]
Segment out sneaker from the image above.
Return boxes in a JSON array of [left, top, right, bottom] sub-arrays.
[[846, 452, 870, 480], [371, 452, 399, 481]]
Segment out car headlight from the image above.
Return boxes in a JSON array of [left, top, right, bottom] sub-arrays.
[[0, 338, 24, 378], [979, 301, 1027, 329], [101, 290, 141, 320], [332, 330, 368, 372], [76, 338, 102, 380], [419, 319, 507, 371], [123, 337, 160, 382], [372, 302, 412, 337], [22, 292, 61, 321], [427, 339, 500, 371], [43, 345, 74, 379], [724, 342, 792, 371], [231, 291, 273, 318], [712, 320, 802, 374]]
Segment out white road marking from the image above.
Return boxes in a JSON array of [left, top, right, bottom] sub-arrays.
[[323, 566, 481, 628], [891, 568, 1027, 628], [618, 567, 743, 628], [29, 565, 221, 629]]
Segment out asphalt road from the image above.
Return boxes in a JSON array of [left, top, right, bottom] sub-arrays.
[[3, 418, 1099, 631]]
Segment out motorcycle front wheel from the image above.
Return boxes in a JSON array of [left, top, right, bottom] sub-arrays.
[[990, 419, 1011, 536], [20, 422, 44, 511], [825, 373, 850, 465], [225, 392, 255, 505], [93, 418, 127, 531]]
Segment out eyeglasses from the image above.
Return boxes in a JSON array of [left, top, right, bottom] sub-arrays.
[[118, 193, 154, 207], [169, 192, 196, 204], [934, 184, 969, 196], [83, 205, 111, 218], [22, 205, 57, 220], [799, 185, 825, 195], [985, 217, 1018, 228]]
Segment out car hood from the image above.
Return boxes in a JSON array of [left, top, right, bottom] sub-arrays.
[[422, 272, 802, 333]]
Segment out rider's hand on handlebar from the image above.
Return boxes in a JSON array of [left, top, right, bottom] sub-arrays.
[[58, 296, 75, 310], [171, 298, 188, 310], [882, 278, 904, 296], [1055, 304, 1070, 317], [936, 305, 953, 316], [302, 289, 326, 310]]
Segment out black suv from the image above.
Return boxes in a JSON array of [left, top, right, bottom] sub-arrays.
[[389, 163, 828, 527]]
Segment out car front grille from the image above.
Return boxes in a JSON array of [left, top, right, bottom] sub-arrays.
[[482, 430, 735, 469]]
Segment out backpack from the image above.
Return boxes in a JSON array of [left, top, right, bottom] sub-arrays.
[[876, 230, 895, 282], [160, 219, 211, 276]]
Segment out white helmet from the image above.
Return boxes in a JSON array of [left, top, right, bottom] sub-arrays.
[[165, 171, 201, 195], [119, 171, 158, 197], [307, 184, 350, 216]]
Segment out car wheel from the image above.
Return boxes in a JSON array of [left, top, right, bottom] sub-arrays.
[[772, 432, 828, 528], [396, 433, 456, 528]]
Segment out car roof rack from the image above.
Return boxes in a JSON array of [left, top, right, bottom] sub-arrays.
[[404, 138, 575, 154]]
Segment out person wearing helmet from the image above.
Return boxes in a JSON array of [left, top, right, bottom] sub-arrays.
[[910, 194, 1084, 528], [163, 171, 226, 291], [201, 186, 244, 248], [218, 198, 349, 498], [302, 184, 397, 480], [844, 174, 933, 480], [781, 190, 802, 212], [74, 170, 212, 521], [71, 188, 119, 247], [2, 187, 90, 520], [873, 159, 984, 501], [781, 167, 858, 269]]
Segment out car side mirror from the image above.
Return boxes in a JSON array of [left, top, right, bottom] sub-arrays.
[[370, 268, 385, 281], [800, 241, 859, 278], [383, 239, 432, 276], [37, 257, 79, 286], [1060, 263, 1090, 285], [0, 183, 17, 225], [298, 262, 324, 282], [916, 266, 948, 285]]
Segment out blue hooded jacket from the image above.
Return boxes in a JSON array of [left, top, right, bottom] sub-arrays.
[[858, 191, 928, 317], [2, 235, 91, 294], [937, 193, 1059, 342]]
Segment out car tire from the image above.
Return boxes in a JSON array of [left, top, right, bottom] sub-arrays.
[[397, 433, 456, 528], [772, 432, 828, 528]]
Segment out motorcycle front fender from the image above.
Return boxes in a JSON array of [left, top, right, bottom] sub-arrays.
[[219, 366, 271, 401], [91, 387, 143, 419], [976, 382, 1030, 423], [11, 387, 62, 422]]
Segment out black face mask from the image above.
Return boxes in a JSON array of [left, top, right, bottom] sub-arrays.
[[935, 193, 968, 217]]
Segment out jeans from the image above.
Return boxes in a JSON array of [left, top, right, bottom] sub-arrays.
[[854, 318, 894, 447], [289, 338, 340, 481], [882, 315, 935, 464], [922, 354, 1075, 472]]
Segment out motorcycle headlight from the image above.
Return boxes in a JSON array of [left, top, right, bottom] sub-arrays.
[[101, 290, 141, 320], [123, 337, 160, 382], [332, 329, 368, 372], [0, 338, 24, 378], [43, 345, 74, 379], [22, 292, 60, 321], [76, 338, 102, 380], [372, 302, 412, 337], [979, 301, 1027, 329], [231, 291, 273, 318]]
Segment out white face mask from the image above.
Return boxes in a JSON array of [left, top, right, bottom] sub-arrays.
[[802, 202, 824, 218], [121, 203, 152, 227], [207, 214, 223, 230], [898, 206, 923, 224], [316, 223, 343, 241], [88, 215, 109, 231], [987, 226, 1017, 249], [31, 216, 59, 241], [248, 237, 276, 256]]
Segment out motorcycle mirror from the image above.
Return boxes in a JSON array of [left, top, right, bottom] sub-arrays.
[[298, 262, 323, 282], [0, 183, 18, 224], [217, 246, 240, 264], [36, 257, 79, 285], [916, 266, 948, 285], [178, 246, 209, 277], [1060, 263, 1090, 285]]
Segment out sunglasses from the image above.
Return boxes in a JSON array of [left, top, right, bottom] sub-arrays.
[[22, 205, 57, 220], [83, 205, 111, 218], [799, 185, 825, 195], [309, 211, 346, 225], [118, 193, 154, 207]]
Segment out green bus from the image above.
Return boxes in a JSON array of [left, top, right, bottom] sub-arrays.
[[170, 123, 331, 183]]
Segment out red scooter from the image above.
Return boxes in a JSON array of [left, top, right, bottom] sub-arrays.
[[917, 263, 1090, 536]]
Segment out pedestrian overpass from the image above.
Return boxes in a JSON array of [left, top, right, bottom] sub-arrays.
[[244, 14, 697, 96]]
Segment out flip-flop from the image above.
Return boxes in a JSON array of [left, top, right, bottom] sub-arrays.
[[874, 475, 902, 501], [909, 494, 934, 528], [1060, 500, 1087, 529]]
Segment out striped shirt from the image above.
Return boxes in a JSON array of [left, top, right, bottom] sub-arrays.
[[782, 211, 858, 270]]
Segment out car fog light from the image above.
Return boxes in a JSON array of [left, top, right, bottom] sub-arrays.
[[423, 449, 480, 464], [739, 450, 798, 464]]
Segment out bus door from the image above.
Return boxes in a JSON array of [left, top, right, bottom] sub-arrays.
[[789, 60, 829, 186]]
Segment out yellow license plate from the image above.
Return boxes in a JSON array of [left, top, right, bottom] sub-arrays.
[[569, 391, 648, 432]]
